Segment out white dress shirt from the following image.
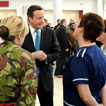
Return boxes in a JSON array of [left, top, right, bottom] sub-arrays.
[[29, 25, 41, 47]]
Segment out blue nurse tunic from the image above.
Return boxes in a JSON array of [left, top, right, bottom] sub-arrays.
[[63, 45, 106, 106]]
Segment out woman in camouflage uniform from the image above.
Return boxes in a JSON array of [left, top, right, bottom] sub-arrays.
[[0, 15, 37, 106]]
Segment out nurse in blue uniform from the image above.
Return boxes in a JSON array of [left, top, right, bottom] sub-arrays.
[[63, 12, 106, 106]]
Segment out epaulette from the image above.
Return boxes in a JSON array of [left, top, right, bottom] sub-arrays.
[[76, 48, 86, 58]]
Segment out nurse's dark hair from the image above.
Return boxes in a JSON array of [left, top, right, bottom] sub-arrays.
[[27, 5, 43, 21], [78, 12, 105, 42]]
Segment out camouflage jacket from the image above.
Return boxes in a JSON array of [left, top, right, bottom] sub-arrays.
[[0, 41, 37, 106]]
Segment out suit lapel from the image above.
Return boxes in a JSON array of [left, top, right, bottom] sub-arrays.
[[26, 27, 47, 51], [27, 30, 35, 52], [40, 27, 45, 50]]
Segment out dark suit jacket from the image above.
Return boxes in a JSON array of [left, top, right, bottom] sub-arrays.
[[22, 26, 60, 91], [54, 24, 60, 30], [56, 24, 70, 57], [45, 24, 50, 28]]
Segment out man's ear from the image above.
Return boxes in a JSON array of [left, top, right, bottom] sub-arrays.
[[29, 17, 32, 22]]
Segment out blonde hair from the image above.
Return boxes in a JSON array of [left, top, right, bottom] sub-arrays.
[[0, 15, 29, 40]]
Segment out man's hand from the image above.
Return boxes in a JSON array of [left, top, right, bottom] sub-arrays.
[[65, 48, 69, 52], [32, 50, 47, 61]]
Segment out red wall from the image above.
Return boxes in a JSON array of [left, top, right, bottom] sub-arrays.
[[0, 1, 9, 7], [79, 10, 83, 19]]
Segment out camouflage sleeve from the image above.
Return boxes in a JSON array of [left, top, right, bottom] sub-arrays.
[[15, 53, 38, 106]]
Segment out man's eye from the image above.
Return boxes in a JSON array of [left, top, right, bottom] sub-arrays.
[[37, 17, 44, 20], [37, 18, 41, 20]]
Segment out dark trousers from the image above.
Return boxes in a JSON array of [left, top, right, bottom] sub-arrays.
[[37, 74, 53, 106], [54, 57, 66, 75]]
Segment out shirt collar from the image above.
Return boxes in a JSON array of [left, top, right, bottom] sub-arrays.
[[29, 25, 41, 34]]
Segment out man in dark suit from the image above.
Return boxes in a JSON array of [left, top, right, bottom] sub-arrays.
[[54, 19, 70, 78], [43, 18, 51, 28], [54, 19, 61, 30], [22, 5, 60, 106]]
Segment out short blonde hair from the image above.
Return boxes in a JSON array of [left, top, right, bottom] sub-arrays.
[[0, 15, 29, 40]]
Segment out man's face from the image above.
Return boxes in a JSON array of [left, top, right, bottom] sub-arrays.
[[64, 20, 67, 27], [70, 24, 75, 30], [43, 21, 47, 27], [29, 10, 44, 30], [58, 20, 61, 24], [70, 18, 74, 23]]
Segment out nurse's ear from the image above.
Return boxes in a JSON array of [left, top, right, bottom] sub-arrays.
[[78, 27, 84, 36], [79, 27, 84, 33]]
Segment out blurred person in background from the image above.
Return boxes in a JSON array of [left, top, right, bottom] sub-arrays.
[[67, 22, 76, 55], [67, 18, 75, 28], [43, 18, 50, 28], [54, 19, 61, 30], [54, 19, 70, 78], [48, 23, 53, 29], [96, 19, 106, 56]]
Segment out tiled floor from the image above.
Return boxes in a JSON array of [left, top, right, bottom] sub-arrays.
[[36, 73, 63, 106]]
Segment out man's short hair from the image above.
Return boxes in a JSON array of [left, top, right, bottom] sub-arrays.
[[44, 18, 48, 23], [69, 22, 75, 26], [27, 5, 43, 21], [61, 19, 66, 24], [57, 19, 60, 22]]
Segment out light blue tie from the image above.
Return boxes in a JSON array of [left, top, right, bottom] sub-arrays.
[[35, 30, 40, 51], [35, 30, 40, 74]]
